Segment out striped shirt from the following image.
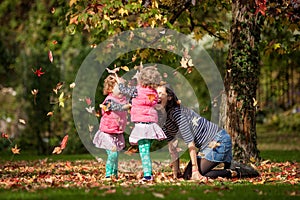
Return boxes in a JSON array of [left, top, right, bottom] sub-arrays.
[[162, 106, 220, 150]]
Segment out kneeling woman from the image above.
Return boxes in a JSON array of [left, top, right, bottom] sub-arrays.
[[156, 85, 258, 180]]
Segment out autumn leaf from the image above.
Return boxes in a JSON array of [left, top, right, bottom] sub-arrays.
[[60, 135, 68, 150], [53, 82, 64, 94], [85, 106, 95, 114], [106, 67, 120, 74], [32, 67, 45, 77], [1, 132, 8, 139], [52, 135, 68, 154], [118, 7, 128, 17], [11, 144, 21, 154], [48, 50, 53, 63], [52, 40, 58, 45], [47, 111, 54, 116], [52, 146, 62, 154], [58, 92, 65, 107], [124, 146, 138, 156], [69, 82, 76, 88], [31, 89, 38, 105], [121, 66, 129, 71], [147, 94, 156, 103], [85, 97, 92, 105], [100, 102, 111, 112], [18, 118, 26, 125]]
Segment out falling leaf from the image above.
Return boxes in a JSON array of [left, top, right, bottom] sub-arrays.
[[69, 82, 76, 88], [31, 89, 39, 105], [95, 110, 101, 118], [90, 44, 97, 48], [11, 144, 21, 154], [48, 50, 54, 63], [88, 125, 94, 133], [31, 89, 38, 95], [273, 43, 281, 50], [132, 54, 137, 62], [32, 67, 45, 77], [52, 146, 62, 154], [121, 66, 129, 71], [253, 98, 258, 107], [180, 57, 188, 69], [85, 97, 92, 106], [47, 111, 54, 116], [53, 82, 64, 94], [124, 146, 138, 156], [147, 94, 156, 103], [18, 119, 26, 125], [100, 103, 111, 112], [85, 106, 95, 114], [1, 132, 8, 139], [60, 135, 68, 150], [58, 92, 65, 107], [106, 67, 120, 74], [50, 7, 55, 14]]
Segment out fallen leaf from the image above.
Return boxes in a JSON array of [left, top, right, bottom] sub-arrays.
[[152, 192, 165, 199]]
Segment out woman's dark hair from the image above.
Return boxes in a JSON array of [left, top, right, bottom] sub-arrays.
[[165, 84, 180, 112]]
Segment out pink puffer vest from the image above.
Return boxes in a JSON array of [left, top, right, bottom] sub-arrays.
[[130, 86, 158, 123], [99, 94, 127, 134]]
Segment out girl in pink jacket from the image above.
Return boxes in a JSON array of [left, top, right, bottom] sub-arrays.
[[93, 75, 130, 179], [118, 66, 167, 181]]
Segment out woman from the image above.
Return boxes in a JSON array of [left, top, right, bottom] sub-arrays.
[[157, 84, 259, 180]]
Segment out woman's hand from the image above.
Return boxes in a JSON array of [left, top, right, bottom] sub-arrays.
[[191, 171, 207, 182]]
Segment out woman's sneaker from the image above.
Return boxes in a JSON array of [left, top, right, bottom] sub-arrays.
[[230, 160, 259, 178]]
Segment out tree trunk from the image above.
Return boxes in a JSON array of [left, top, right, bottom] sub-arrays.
[[224, 0, 261, 162]]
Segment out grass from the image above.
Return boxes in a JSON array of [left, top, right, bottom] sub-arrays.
[[0, 184, 299, 200]]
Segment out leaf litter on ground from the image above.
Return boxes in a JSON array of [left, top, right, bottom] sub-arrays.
[[0, 158, 299, 192]]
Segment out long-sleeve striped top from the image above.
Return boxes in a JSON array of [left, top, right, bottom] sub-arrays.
[[162, 106, 220, 150]]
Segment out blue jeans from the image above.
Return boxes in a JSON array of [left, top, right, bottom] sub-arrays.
[[199, 130, 232, 163]]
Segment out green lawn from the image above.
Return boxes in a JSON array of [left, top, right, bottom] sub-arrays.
[[0, 184, 299, 200]]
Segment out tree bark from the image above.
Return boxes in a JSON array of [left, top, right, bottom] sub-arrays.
[[224, 0, 261, 162]]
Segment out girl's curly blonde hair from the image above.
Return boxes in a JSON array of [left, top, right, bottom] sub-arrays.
[[103, 75, 117, 95], [138, 66, 162, 88]]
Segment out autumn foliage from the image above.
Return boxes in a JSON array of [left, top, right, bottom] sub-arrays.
[[0, 159, 298, 191]]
